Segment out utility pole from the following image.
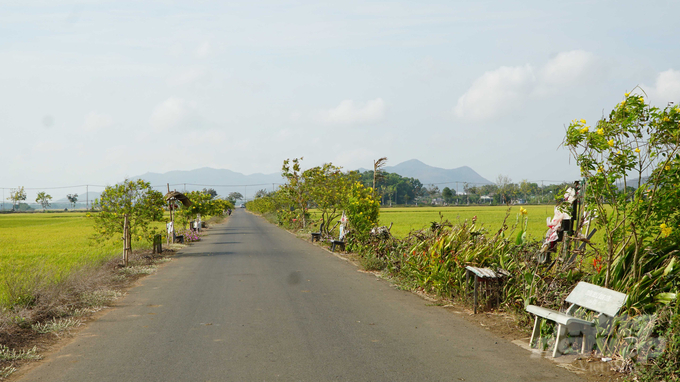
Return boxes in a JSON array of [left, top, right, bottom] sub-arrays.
[[456, 181, 459, 205], [86, 185, 89, 210]]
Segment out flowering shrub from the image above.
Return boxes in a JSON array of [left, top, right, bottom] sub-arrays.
[[176, 229, 202, 243], [345, 182, 380, 236], [565, 89, 680, 290]]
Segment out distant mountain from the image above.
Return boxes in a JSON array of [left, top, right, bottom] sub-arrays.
[[132, 167, 282, 200], [381, 159, 492, 186], [54, 192, 101, 204], [127, 160, 491, 201]]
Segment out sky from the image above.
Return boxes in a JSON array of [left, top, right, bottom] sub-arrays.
[[2, 0, 680, 201]]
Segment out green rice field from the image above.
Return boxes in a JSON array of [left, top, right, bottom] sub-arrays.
[[0, 212, 160, 305], [379, 205, 564, 241]]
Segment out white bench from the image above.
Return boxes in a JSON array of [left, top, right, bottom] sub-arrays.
[[526, 281, 627, 357]]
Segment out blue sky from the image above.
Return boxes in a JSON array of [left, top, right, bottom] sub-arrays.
[[2, 0, 680, 200]]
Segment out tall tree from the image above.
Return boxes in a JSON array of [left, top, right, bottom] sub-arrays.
[[495, 175, 512, 205], [281, 157, 309, 228], [227, 192, 243, 203], [254, 189, 269, 199], [442, 187, 454, 204], [7, 187, 26, 211], [35, 191, 52, 211], [67, 194, 79, 209]]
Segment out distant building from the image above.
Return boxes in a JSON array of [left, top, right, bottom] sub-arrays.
[[480, 195, 493, 203]]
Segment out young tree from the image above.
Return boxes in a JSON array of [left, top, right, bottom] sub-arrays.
[[7, 187, 26, 211], [281, 157, 310, 228], [92, 179, 165, 264], [304, 163, 355, 234], [67, 194, 78, 209], [35, 191, 52, 211]]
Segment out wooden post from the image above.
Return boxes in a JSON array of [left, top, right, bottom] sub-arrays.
[[473, 275, 478, 314], [123, 214, 130, 266], [167, 183, 173, 246]]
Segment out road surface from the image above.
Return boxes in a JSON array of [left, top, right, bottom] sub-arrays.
[[17, 210, 583, 381]]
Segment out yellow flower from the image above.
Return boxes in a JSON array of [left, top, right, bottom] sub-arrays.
[[580, 126, 589, 133], [665, 165, 671, 171], [580, 119, 586, 124], [625, 92, 630, 97], [519, 207, 528, 215], [617, 151, 621, 155], [660, 224, 672, 238], [635, 148, 640, 153], [597, 128, 604, 135], [639, 97, 644, 103], [663, 117, 670, 122], [608, 139, 615, 147]]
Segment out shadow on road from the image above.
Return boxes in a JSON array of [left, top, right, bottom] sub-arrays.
[[175, 251, 233, 258]]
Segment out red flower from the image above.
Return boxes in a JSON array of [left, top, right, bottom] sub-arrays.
[[592, 256, 603, 272]]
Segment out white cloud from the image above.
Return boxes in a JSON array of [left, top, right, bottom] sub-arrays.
[[539, 50, 595, 87], [317, 98, 386, 125], [454, 50, 597, 122], [648, 69, 680, 104], [82, 111, 113, 132], [196, 41, 211, 58], [289, 111, 302, 122], [453, 65, 534, 121], [167, 67, 209, 87], [149, 98, 198, 132]]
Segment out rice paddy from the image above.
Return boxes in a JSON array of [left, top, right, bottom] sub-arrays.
[[0, 212, 161, 305]]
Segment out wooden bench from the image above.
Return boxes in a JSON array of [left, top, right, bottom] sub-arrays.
[[526, 281, 627, 357]]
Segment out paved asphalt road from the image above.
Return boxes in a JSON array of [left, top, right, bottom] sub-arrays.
[[17, 210, 583, 382]]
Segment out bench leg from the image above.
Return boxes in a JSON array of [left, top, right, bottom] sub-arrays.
[[553, 324, 567, 357], [530, 316, 541, 348], [581, 327, 594, 354], [331, 242, 336, 252]]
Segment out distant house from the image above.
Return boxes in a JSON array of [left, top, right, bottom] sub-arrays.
[[480, 195, 493, 203]]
